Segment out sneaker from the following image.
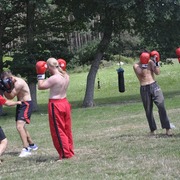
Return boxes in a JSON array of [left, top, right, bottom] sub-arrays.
[[170, 123, 176, 129], [19, 148, 31, 157], [29, 144, 38, 151]]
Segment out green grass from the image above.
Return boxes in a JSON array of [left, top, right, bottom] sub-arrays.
[[0, 59, 180, 180]]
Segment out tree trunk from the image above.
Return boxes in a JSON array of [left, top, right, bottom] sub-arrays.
[[29, 82, 38, 112], [82, 18, 113, 107], [26, 1, 38, 111]]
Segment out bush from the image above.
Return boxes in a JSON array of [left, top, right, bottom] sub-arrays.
[[113, 54, 134, 64]]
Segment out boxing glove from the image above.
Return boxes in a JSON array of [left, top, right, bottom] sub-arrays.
[[3, 78, 14, 93], [0, 79, 7, 92], [176, 47, 180, 63], [36, 61, 47, 80], [140, 52, 150, 68], [57, 58, 66, 71], [150, 50, 160, 66]]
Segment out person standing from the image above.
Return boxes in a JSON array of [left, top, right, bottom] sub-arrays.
[[36, 58, 74, 160], [0, 95, 22, 161], [133, 51, 173, 136], [1, 71, 38, 157]]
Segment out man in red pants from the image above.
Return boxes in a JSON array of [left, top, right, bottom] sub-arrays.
[[36, 58, 74, 160]]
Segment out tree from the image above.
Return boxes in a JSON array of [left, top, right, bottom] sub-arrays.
[[0, 0, 27, 114], [5, 0, 73, 111], [55, 0, 134, 107], [132, 0, 180, 59]]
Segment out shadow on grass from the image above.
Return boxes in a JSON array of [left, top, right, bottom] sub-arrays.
[[70, 89, 180, 109], [6, 150, 58, 163], [1, 90, 180, 116], [110, 132, 180, 140], [6, 151, 19, 156]]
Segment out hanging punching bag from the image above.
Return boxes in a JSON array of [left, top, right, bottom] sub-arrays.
[[117, 67, 125, 93]]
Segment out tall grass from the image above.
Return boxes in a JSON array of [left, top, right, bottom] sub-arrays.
[[0, 59, 180, 180]]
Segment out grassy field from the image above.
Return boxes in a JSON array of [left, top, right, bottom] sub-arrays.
[[0, 59, 180, 180]]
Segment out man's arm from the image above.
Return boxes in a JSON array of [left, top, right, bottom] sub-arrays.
[[3, 81, 22, 100], [5, 100, 21, 106], [38, 76, 55, 90], [149, 60, 160, 75]]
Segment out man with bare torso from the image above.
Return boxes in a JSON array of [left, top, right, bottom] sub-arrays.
[[36, 58, 74, 160], [1, 71, 38, 157], [133, 51, 172, 136]]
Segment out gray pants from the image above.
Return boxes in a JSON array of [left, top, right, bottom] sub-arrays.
[[140, 81, 171, 132]]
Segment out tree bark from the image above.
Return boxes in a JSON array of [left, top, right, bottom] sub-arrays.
[[82, 18, 113, 107], [26, 0, 38, 111], [29, 82, 38, 112]]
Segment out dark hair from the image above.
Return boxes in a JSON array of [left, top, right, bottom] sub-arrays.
[[1, 70, 12, 79]]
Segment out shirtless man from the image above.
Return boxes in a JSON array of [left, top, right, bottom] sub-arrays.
[[133, 51, 172, 136], [36, 58, 74, 160], [1, 71, 38, 157], [0, 96, 21, 161]]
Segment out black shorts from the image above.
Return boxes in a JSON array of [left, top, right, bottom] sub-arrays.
[[16, 101, 33, 124], [0, 126, 6, 141]]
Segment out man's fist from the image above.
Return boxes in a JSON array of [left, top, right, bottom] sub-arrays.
[[0, 79, 7, 92], [36, 61, 47, 80], [57, 58, 66, 71], [140, 52, 150, 68], [176, 47, 180, 63], [150, 50, 160, 66]]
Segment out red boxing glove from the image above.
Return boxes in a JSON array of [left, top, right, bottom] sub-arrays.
[[57, 58, 66, 71], [140, 52, 150, 68], [176, 47, 180, 63], [150, 50, 160, 66], [36, 61, 47, 80]]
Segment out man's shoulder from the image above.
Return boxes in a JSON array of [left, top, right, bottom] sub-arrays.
[[133, 62, 140, 68]]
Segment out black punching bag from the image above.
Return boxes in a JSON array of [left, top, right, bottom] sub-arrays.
[[117, 67, 125, 93]]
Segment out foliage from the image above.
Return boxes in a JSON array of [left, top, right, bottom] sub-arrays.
[[113, 54, 134, 64], [72, 40, 100, 66], [132, 0, 180, 60], [107, 31, 142, 58], [2, 1, 73, 83]]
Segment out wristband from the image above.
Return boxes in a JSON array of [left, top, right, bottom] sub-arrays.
[[155, 62, 160, 67], [37, 74, 45, 80], [142, 64, 148, 68]]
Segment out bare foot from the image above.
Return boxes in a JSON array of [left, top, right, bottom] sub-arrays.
[[148, 131, 156, 136], [166, 129, 173, 136]]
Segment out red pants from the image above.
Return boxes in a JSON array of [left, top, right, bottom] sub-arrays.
[[48, 98, 74, 159]]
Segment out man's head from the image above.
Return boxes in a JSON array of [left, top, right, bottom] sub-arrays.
[[0, 71, 14, 93], [46, 58, 60, 75], [1, 70, 13, 80]]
